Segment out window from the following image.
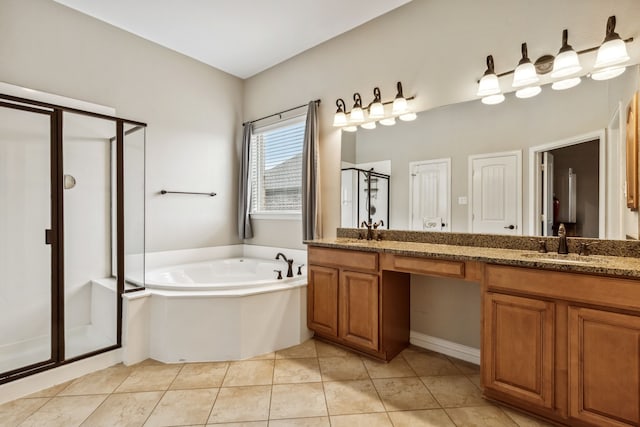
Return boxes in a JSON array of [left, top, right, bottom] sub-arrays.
[[250, 116, 306, 215]]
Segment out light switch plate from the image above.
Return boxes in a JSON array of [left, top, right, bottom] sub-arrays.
[[458, 196, 468, 205]]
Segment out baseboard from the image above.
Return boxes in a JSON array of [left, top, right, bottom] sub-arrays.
[[410, 331, 480, 365]]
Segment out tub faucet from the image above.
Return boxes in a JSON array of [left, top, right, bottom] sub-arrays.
[[275, 252, 294, 277], [557, 223, 569, 254]]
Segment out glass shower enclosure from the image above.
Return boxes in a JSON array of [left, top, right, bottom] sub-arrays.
[[0, 93, 146, 383]]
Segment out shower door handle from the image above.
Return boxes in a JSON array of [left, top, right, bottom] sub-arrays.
[[45, 229, 53, 245]]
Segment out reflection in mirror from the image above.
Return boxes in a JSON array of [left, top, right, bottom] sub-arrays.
[[341, 65, 640, 240]]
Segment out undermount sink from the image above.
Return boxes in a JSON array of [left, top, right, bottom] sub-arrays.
[[520, 252, 608, 265]]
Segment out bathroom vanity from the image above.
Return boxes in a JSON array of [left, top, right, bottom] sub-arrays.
[[306, 232, 640, 427]]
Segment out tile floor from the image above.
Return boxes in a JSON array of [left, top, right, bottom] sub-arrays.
[[0, 338, 554, 427]]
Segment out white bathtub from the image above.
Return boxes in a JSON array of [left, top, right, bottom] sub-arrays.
[[145, 257, 307, 292], [121, 245, 312, 364]]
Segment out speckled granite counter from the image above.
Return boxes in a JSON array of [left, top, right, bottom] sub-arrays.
[[305, 237, 640, 278]]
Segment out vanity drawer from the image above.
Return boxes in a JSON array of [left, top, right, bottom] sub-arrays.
[[308, 246, 378, 272], [383, 254, 465, 279]]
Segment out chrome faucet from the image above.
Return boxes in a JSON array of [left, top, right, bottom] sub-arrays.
[[275, 252, 294, 277], [557, 223, 569, 254]]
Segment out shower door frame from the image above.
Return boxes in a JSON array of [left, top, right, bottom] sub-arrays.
[[0, 93, 146, 384]]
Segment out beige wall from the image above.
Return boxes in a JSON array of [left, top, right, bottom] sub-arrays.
[[0, 0, 244, 252], [244, 0, 640, 348]]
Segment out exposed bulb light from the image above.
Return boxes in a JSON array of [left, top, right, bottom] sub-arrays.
[[552, 77, 581, 90], [343, 126, 357, 132], [349, 93, 365, 123], [477, 55, 502, 97], [594, 16, 630, 70], [332, 98, 347, 127], [512, 43, 539, 88], [591, 65, 626, 81], [379, 117, 396, 126], [368, 87, 384, 119], [361, 121, 376, 130], [392, 82, 408, 115], [551, 30, 582, 78], [516, 86, 542, 99], [399, 112, 417, 121], [481, 94, 505, 105]]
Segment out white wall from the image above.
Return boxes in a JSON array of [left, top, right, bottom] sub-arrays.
[[0, 0, 244, 252]]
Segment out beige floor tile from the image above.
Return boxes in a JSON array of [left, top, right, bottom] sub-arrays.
[[363, 356, 415, 379], [314, 340, 357, 358], [19, 395, 107, 427], [80, 391, 163, 427], [329, 412, 392, 427], [501, 406, 556, 426], [144, 388, 218, 426], [222, 360, 274, 387], [267, 417, 329, 427], [206, 422, 268, 427], [171, 362, 229, 389], [59, 365, 132, 395], [115, 365, 182, 392], [0, 397, 49, 426], [26, 381, 72, 398], [401, 349, 459, 376], [373, 377, 439, 411], [208, 385, 271, 423], [273, 358, 321, 384], [275, 339, 317, 359], [446, 406, 518, 427], [132, 358, 168, 367], [318, 357, 368, 381], [323, 380, 385, 415], [467, 374, 482, 389], [422, 375, 488, 408], [387, 409, 456, 427], [206, 422, 267, 427], [248, 352, 275, 360], [270, 383, 327, 419], [448, 357, 481, 375]]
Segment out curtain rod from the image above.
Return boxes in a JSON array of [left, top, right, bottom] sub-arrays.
[[243, 99, 321, 126]]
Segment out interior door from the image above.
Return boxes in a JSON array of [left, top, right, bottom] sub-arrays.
[[410, 159, 450, 231], [0, 103, 57, 377], [542, 152, 554, 236], [470, 152, 520, 235]]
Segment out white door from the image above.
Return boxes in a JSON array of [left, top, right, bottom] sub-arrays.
[[410, 159, 451, 231], [469, 151, 521, 235], [542, 152, 554, 236]]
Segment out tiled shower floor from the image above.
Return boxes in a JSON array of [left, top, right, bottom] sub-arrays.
[[0, 338, 552, 426]]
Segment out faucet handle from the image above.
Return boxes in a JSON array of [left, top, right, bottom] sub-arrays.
[[578, 241, 597, 256], [273, 270, 282, 280], [297, 264, 305, 275]]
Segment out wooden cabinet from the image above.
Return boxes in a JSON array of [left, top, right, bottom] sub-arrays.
[[307, 246, 409, 360], [569, 307, 640, 427], [307, 265, 339, 337], [484, 264, 640, 426], [483, 292, 555, 409]]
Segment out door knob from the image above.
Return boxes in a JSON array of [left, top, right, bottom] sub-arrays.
[[504, 225, 515, 230]]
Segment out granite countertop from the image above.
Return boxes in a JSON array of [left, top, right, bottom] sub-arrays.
[[306, 238, 640, 278]]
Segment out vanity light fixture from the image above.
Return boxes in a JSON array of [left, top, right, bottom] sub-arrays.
[[392, 82, 408, 115], [475, 16, 633, 105], [368, 87, 385, 119], [350, 93, 365, 123], [477, 55, 505, 105], [333, 98, 347, 127], [333, 81, 416, 130]]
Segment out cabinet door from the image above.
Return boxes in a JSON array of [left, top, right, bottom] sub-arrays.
[[483, 292, 555, 409], [569, 307, 640, 427], [339, 270, 379, 351], [307, 265, 339, 337]]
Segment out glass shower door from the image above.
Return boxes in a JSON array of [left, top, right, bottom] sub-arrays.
[[0, 104, 55, 375]]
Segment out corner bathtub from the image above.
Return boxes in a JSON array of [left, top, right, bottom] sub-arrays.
[[122, 246, 312, 364]]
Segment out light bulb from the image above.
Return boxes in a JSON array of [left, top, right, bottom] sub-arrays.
[[379, 117, 396, 126], [350, 107, 364, 123], [481, 94, 505, 105], [333, 111, 347, 127], [399, 112, 417, 121], [551, 30, 582, 79], [552, 77, 581, 90], [392, 97, 407, 115], [591, 65, 626, 81], [515, 86, 542, 99], [512, 43, 539, 88], [361, 121, 376, 130], [369, 102, 384, 119]]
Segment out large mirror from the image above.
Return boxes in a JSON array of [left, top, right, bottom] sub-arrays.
[[341, 65, 640, 239]]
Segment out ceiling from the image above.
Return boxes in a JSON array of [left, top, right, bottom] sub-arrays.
[[52, 0, 412, 79]]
